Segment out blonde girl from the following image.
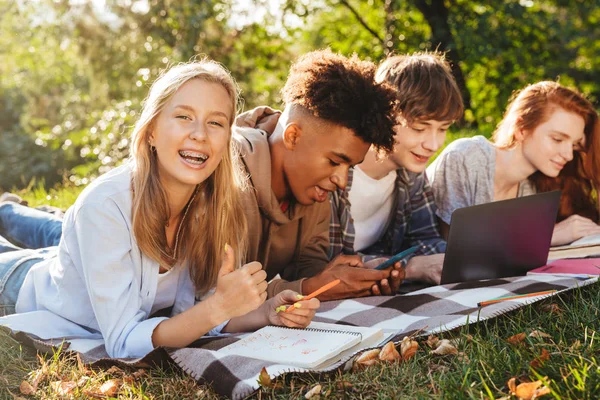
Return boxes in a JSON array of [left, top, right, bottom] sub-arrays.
[[0, 60, 319, 358]]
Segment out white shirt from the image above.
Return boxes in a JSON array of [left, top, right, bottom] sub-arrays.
[[348, 166, 397, 252], [151, 265, 184, 315], [0, 163, 227, 358]]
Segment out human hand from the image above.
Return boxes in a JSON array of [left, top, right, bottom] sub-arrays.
[[234, 106, 281, 133], [264, 290, 320, 328], [403, 254, 444, 285], [364, 258, 406, 296], [551, 215, 600, 246], [302, 254, 391, 300], [211, 245, 268, 320]]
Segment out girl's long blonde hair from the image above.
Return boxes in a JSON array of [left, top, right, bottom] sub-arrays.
[[129, 60, 248, 295]]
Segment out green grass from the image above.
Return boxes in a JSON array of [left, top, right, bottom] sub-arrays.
[[10, 180, 85, 210], [2, 281, 599, 399]]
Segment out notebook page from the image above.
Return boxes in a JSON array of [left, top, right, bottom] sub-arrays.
[[570, 233, 600, 247], [306, 322, 393, 370], [218, 325, 361, 368]]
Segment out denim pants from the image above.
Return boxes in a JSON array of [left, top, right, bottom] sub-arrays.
[[0, 203, 62, 316]]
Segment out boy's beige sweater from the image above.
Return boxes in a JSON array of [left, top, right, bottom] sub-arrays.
[[234, 127, 330, 298]]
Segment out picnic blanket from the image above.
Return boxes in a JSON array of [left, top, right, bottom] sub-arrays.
[[4, 274, 597, 399]]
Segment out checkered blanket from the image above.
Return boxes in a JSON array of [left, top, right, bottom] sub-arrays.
[[5, 275, 597, 399]]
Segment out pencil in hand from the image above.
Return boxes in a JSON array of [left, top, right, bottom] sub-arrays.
[[285, 279, 341, 312]]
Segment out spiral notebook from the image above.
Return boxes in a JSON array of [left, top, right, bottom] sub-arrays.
[[218, 322, 385, 369]]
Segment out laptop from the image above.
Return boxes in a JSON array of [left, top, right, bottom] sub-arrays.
[[440, 191, 561, 284]]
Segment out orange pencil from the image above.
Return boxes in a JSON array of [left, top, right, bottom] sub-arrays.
[[477, 290, 557, 307], [285, 279, 341, 312]]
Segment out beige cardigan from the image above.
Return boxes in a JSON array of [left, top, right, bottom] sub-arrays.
[[234, 127, 330, 297]]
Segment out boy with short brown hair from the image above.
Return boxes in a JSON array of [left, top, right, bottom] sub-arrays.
[[329, 52, 464, 294]]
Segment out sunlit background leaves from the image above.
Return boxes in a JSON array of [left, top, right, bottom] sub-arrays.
[[1, 0, 599, 190]]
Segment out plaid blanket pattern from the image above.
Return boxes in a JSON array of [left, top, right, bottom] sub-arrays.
[[4, 274, 597, 399], [329, 167, 446, 264]]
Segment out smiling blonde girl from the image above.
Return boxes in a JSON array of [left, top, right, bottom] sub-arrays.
[[0, 60, 319, 358]]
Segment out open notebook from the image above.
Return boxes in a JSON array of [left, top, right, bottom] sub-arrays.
[[217, 322, 388, 369]]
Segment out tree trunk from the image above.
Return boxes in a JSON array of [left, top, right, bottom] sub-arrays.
[[412, 0, 472, 115]]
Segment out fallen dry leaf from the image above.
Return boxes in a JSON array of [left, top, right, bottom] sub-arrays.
[[76, 353, 85, 373], [105, 366, 123, 376], [426, 335, 440, 348], [430, 339, 458, 356], [541, 303, 563, 314], [132, 369, 147, 379], [530, 348, 551, 369], [379, 341, 401, 362], [82, 391, 107, 399], [76, 376, 90, 387], [30, 368, 46, 391], [457, 352, 470, 363], [515, 379, 550, 399], [36, 355, 48, 375], [257, 367, 272, 387], [507, 332, 527, 345], [19, 381, 36, 396], [99, 379, 121, 397], [569, 340, 582, 352], [400, 337, 419, 360], [123, 368, 148, 385], [508, 377, 517, 394], [508, 377, 551, 399], [123, 375, 135, 385], [50, 380, 78, 396], [305, 384, 321, 399], [529, 330, 551, 339], [533, 386, 551, 398], [352, 348, 380, 371], [336, 381, 353, 390]]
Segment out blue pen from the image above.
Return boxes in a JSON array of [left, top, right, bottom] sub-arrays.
[[374, 246, 421, 270]]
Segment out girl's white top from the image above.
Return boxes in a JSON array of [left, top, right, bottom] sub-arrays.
[[0, 163, 226, 358]]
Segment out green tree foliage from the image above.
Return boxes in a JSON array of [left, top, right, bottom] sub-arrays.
[[289, 0, 600, 129], [1, 0, 599, 190], [0, 0, 294, 189]]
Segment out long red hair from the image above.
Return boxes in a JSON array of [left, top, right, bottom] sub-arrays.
[[493, 81, 600, 222]]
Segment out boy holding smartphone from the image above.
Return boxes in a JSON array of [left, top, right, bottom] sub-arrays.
[[238, 52, 463, 296], [329, 52, 464, 295]]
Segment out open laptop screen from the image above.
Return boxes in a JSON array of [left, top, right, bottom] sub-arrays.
[[441, 191, 560, 284]]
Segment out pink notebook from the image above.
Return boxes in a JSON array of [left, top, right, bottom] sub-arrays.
[[528, 258, 600, 277]]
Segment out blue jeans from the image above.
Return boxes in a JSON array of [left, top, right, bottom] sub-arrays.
[[0, 203, 62, 316]]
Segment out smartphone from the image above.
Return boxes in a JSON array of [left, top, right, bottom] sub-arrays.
[[374, 246, 420, 270]]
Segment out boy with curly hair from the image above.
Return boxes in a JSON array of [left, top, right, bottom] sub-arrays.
[[236, 49, 398, 301], [243, 52, 464, 297]]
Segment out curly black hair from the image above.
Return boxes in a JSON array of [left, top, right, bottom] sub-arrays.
[[281, 49, 397, 154]]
